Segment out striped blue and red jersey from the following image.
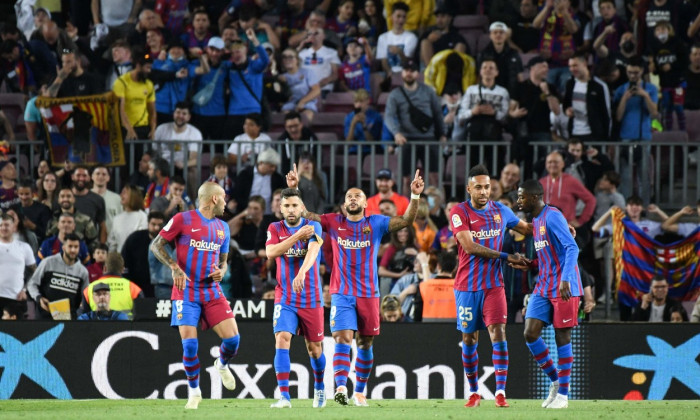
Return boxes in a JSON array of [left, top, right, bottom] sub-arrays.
[[321, 213, 390, 297], [266, 218, 323, 308], [158, 209, 230, 302], [532, 205, 583, 298], [451, 200, 520, 291]]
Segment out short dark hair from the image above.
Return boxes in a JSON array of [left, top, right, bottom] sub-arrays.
[[379, 198, 396, 207], [238, 4, 260, 21], [91, 164, 109, 175], [571, 52, 588, 63], [3, 301, 24, 319], [148, 211, 165, 222], [170, 175, 186, 186], [284, 110, 302, 122], [0, 213, 13, 222], [132, 47, 152, 66], [280, 188, 302, 200], [599, 0, 616, 7], [627, 55, 645, 70], [437, 251, 457, 273], [627, 195, 643, 205], [94, 243, 109, 252], [468, 164, 490, 179], [175, 101, 191, 112], [392, 1, 409, 13], [152, 158, 170, 177], [567, 138, 584, 148], [63, 233, 81, 242], [18, 179, 35, 190], [520, 179, 544, 196], [245, 113, 263, 127], [603, 170, 621, 187], [211, 155, 227, 169], [248, 195, 266, 209], [446, 196, 462, 204]]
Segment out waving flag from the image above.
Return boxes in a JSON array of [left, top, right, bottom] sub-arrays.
[[612, 207, 700, 306], [36, 92, 125, 167]]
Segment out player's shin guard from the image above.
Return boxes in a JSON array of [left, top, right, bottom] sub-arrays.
[[462, 342, 479, 393], [219, 335, 240, 365], [556, 344, 573, 396], [310, 353, 326, 390], [492, 341, 508, 393], [274, 348, 291, 401], [333, 343, 352, 388], [354, 347, 373, 393], [182, 338, 200, 389], [526, 338, 559, 382]]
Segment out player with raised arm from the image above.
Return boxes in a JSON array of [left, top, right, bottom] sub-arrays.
[[150, 182, 240, 410], [286, 165, 424, 407], [450, 165, 531, 408], [265, 188, 327, 408], [517, 179, 583, 409]]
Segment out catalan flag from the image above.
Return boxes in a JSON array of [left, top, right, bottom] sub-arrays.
[[612, 207, 700, 307], [36, 92, 125, 167]]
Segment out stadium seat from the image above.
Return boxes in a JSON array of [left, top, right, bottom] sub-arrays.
[[453, 15, 489, 32], [362, 153, 399, 179], [460, 29, 486, 55], [0, 93, 28, 139], [376, 92, 390, 113], [310, 112, 347, 139], [261, 14, 279, 27], [322, 91, 356, 113], [683, 110, 700, 142], [475, 33, 492, 54], [270, 112, 286, 132], [444, 154, 468, 185], [370, 72, 385, 102]]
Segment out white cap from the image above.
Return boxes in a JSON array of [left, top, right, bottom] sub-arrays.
[[489, 21, 508, 32], [207, 37, 225, 50]]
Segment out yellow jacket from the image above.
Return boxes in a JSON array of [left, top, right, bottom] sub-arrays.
[[83, 276, 143, 318], [385, 0, 435, 31], [424, 49, 477, 96]]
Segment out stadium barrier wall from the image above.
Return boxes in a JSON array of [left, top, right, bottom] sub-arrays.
[[0, 321, 697, 400]]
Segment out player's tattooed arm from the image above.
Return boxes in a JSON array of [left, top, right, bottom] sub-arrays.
[[214, 252, 228, 282], [151, 235, 188, 289], [389, 170, 424, 232]]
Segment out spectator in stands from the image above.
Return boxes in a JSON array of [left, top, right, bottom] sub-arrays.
[[228, 113, 271, 167], [37, 172, 59, 209], [632, 277, 683, 322], [91, 165, 121, 235], [180, 9, 211, 57], [613, 56, 658, 204], [384, 0, 434, 33], [424, 50, 477, 96], [91, 0, 140, 38], [278, 111, 318, 173], [207, 156, 236, 210], [691, 298, 700, 322], [71, 166, 107, 245], [149, 175, 193, 221], [490, 179, 504, 201], [594, 30, 636, 86], [593, 170, 626, 221], [358, 0, 387, 49], [511, 0, 541, 54], [0, 160, 19, 211], [510, 56, 560, 177], [366, 168, 410, 216], [6, 205, 38, 254], [432, 197, 459, 252], [87, 244, 108, 283], [236, 6, 280, 52], [592, 195, 669, 239], [386, 58, 445, 192], [31, 20, 76, 68], [38, 212, 90, 264], [45, 189, 98, 253], [662, 200, 700, 236], [104, 40, 133, 92], [23, 84, 48, 141], [380, 294, 406, 322], [113, 48, 156, 141], [146, 28, 167, 58], [229, 195, 265, 260], [144, 157, 170, 209], [563, 54, 611, 141], [17, 179, 51, 243], [130, 151, 152, 194], [670, 306, 689, 322], [255, 189, 283, 260], [565, 138, 614, 193], [0, 39, 37, 94], [379, 199, 398, 217], [423, 185, 447, 229], [2, 301, 24, 320], [226, 30, 269, 137], [685, 44, 700, 111], [154, 101, 202, 177], [413, 201, 437, 252], [388, 250, 429, 322], [533, 0, 580, 94], [540, 151, 597, 230], [107, 184, 147, 252], [124, 211, 165, 298], [0, 109, 14, 142], [0, 213, 35, 318], [46, 49, 102, 97], [379, 226, 418, 296], [153, 0, 188, 37], [649, 20, 687, 130], [190, 37, 229, 141], [418, 4, 467, 67], [439, 84, 463, 141], [152, 40, 192, 124], [296, 152, 327, 214], [276, 0, 310, 48], [478, 22, 524, 95], [298, 26, 340, 97], [80, 252, 143, 318], [290, 8, 343, 50], [338, 37, 373, 93], [456, 58, 510, 141], [590, 0, 629, 58], [233, 148, 285, 214], [279, 48, 321, 121], [326, 0, 358, 45], [28, 232, 89, 319], [344, 88, 383, 153], [77, 282, 129, 320], [377, 2, 418, 75]]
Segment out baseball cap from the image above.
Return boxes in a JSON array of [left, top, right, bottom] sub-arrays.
[[377, 168, 393, 179], [93, 283, 110, 292], [34, 7, 52, 20], [207, 37, 225, 50], [344, 37, 360, 47], [527, 55, 547, 69], [489, 21, 508, 32], [402, 58, 418, 71]]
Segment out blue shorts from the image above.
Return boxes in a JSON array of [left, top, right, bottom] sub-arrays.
[[454, 287, 507, 333], [171, 297, 234, 331], [273, 303, 324, 342], [330, 294, 380, 336]]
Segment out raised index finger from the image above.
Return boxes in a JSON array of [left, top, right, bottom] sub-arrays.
[[414, 169, 420, 181]]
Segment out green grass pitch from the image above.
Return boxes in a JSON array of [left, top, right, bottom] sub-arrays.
[[0, 399, 698, 420]]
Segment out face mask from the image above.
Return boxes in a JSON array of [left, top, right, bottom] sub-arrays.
[[621, 40, 635, 54], [656, 33, 668, 43], [168, 54, 184, 62], [427, 196, 436, 208]]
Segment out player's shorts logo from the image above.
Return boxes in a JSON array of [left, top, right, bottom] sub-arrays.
[[493, 214, 501, 224], [217, 229, 225, 240], [461, 321, 468, 328], [539, 225, 546, 235], [273, 320, 277, 327], [177, 313, 183, 320]]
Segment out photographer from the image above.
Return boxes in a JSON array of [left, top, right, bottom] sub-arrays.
[[613, 56, 658, 205], [389, 251, 432, 322], [378, 226, 418, 297]]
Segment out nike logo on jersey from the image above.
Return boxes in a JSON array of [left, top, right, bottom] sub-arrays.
[[192, 228, 201, 232], [562, 318, 572, 323], [471, 219, 480, 223], [373, 327, 379, 331], [226, 310, 232, 314], [317, 332, 323, 336]]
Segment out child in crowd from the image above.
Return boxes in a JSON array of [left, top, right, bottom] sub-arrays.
[[87, 243, 108, 283], [338, 37, 373, 92], [206, 155, 236, 213], [650, 21, 688, 130], [326, 0, 358, 45]]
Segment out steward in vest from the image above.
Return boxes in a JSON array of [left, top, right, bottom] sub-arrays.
[[79, 252, 143, 319]]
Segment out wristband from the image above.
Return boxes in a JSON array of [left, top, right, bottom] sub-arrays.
[[499, 252, 509, 260], [411, 193, 420, 200]]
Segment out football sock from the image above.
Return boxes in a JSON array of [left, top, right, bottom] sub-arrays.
[[526, 338, 559, 383], [492, 340, 508, 393], [182, 338, 200, 389], [274, 348, 291, 401], [333, 343, 352, 388], [219, 335, 240, 365], [354, 346, 373, 393], [310, 353, 326, 390], [557, 344, 573, 396], [462, 342, 479, 393]]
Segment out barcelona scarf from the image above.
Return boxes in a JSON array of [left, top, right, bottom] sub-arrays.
[[612, 208, 700, 307], [36, 92, 125, 167]]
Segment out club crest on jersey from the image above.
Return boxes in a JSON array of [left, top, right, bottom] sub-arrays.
[[539, 225, 546, 235], [363, 226, 372, 234], [493, 214, 501, 223], [452, 214, 462, 227], [217, 230, 225, 240]]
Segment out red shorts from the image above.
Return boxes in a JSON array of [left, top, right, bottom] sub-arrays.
[[482, 287, 508, 327], [200, 296, 235, 330], [551, 297, 580, 329]]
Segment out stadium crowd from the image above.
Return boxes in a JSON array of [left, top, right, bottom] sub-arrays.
[[1, 0, 700, 323]]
